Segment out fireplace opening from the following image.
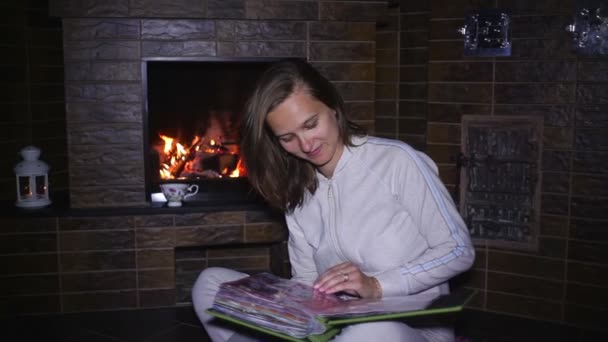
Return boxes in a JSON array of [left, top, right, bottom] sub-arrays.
[[144, 59, 278, 205]]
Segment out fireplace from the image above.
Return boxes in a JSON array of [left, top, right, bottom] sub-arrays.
[[144, 59, 279, 205]]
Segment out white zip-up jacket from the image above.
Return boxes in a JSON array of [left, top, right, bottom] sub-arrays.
[[286, 136, 475, 298]]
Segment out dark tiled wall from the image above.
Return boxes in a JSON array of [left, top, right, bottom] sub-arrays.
[[0, 209, 287, 315], [0, 0, 68, 202], [401, 0, 608, 332]]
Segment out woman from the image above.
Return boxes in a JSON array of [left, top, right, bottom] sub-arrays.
[[192, 59, 475, 342]]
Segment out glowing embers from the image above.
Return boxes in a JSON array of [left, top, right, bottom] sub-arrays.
[[157, 134, 246, 180]]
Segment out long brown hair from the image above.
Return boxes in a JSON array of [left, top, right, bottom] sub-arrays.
[[241, 59, 366, 212]]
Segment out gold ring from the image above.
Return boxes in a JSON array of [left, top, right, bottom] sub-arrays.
[[343, 272, 349, 283]]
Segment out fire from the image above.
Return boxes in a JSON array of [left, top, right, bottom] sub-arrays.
[[157, 133, 244, 179]]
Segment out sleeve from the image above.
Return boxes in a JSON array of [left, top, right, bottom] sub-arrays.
[[374, 149, 476, 297], [285, 213, 319, 286]]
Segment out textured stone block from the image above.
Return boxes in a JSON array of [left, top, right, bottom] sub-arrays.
[[345, 102, 374, 121], [64, 61, 140, 81], [486, 292, 561, 321], [494, 105, 573, 127], [0, 218, 57, 233], [397, 83, 424, 100], [235, 41, 305, 57], [542, 193, 570, 215], [429, 19, 462, 40], [137, 228, 176, 248], [130, 0, 205, 17], [174, 225, 244, 246], [62, 19, 140, 40], [398, 118, 427, 135], [66, 83, 142, 103], [60, 251, 135, 272], [0, 233, 57, 254], [376, 48, 398, 64], [139, 288, 176, 307], [58, 216, 134, 231], [578, 61, 608, 82], [495, 61, 576, 82], [139, 269, 175, 289], [429, 62, 493, 82], [571, 196, 608, 220], [66, 102, 142, 124], [399, 65, 426, 82], [310, 42, 375, 61], [312, 62, 375, 82], [310, 22, 375, 41], [427, 123, 460, 144], [0, 254, 58, 275], [320, 1, 387, 21], [400, 31, 429, 48], [377, 66, 399, 82], [133, 215, 174, 228], [376, 32, 398, 50], [494, 83, 575, 104], [138, 249, 174, 268], [0, 275, 59, 295], [246, 0, 317, 20], [336, 82, 375, 101], [543, 127, 572, 149], [208, 0, 246, 18], [69, 186, 146, 208], [62, 271, 136, 291], [487, 251, 564, 280], [540, 215, 569, 237], [50, 0, 129, 17], [509, 38, 575, 59], [71, 163, 145, 186], [431, 0, 491, 19], [376, 100, 398, 117], [542, 172, 570, 194], [244, 222, 286, 243], [62, 290, 137, 312], [575, 105, 608, 128], [428, 83, 492, 103], [175, 212, 245, 226], [425, 143, 460, 164], [488, 272, 563, 300], [244, 210, 283, 223], [5, 294, 60, 315], [573, 151, 608, 173], [568, 239, 608, 264], [542, 150, 571, 172], [567, 259, 608, 286], [427, 103, 490, 123], [68, 123, 142, 144], [575, 128, 608, 151], [232, 21, 306, 40], [511, 15, 571, 39], [141, 20, 215, 40], [64, 41, 140, 60], [207, 256, 268, 269], [142, 40, 216, 57], [577, 84, 608, 104], [374, 117, 397, 134], [60, 230, 135, 251], [69, 145, 141, 169]]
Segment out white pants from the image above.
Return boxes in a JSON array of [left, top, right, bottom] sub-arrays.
[[192, 267, 454, 342]]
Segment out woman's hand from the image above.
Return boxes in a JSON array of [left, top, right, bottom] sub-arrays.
[[313, 262, 382, 299]]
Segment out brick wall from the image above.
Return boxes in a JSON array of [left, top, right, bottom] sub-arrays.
[[0, 209, 287, 314], [405, 0, 608, 332], [0, 0, 68, 202]]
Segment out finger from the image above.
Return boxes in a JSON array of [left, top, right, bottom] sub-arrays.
[[313, 262, 353, 289], [318, 269, 360, 293]]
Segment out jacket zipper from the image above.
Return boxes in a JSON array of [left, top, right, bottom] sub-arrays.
[[327, 180, 347, 261]]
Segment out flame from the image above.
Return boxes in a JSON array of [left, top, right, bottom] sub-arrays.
[[157, 133, 245, 179]]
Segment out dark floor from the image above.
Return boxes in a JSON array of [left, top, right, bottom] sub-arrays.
[[2, 306, 607, 342]]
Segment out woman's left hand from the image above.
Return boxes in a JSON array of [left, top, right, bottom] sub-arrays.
[[313, 262, 382, 299]]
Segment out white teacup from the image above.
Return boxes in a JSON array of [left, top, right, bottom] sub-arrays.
[[160, 183, 199, 207]]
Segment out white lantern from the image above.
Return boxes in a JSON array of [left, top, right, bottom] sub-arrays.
[[14, 146, 51, 208]]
